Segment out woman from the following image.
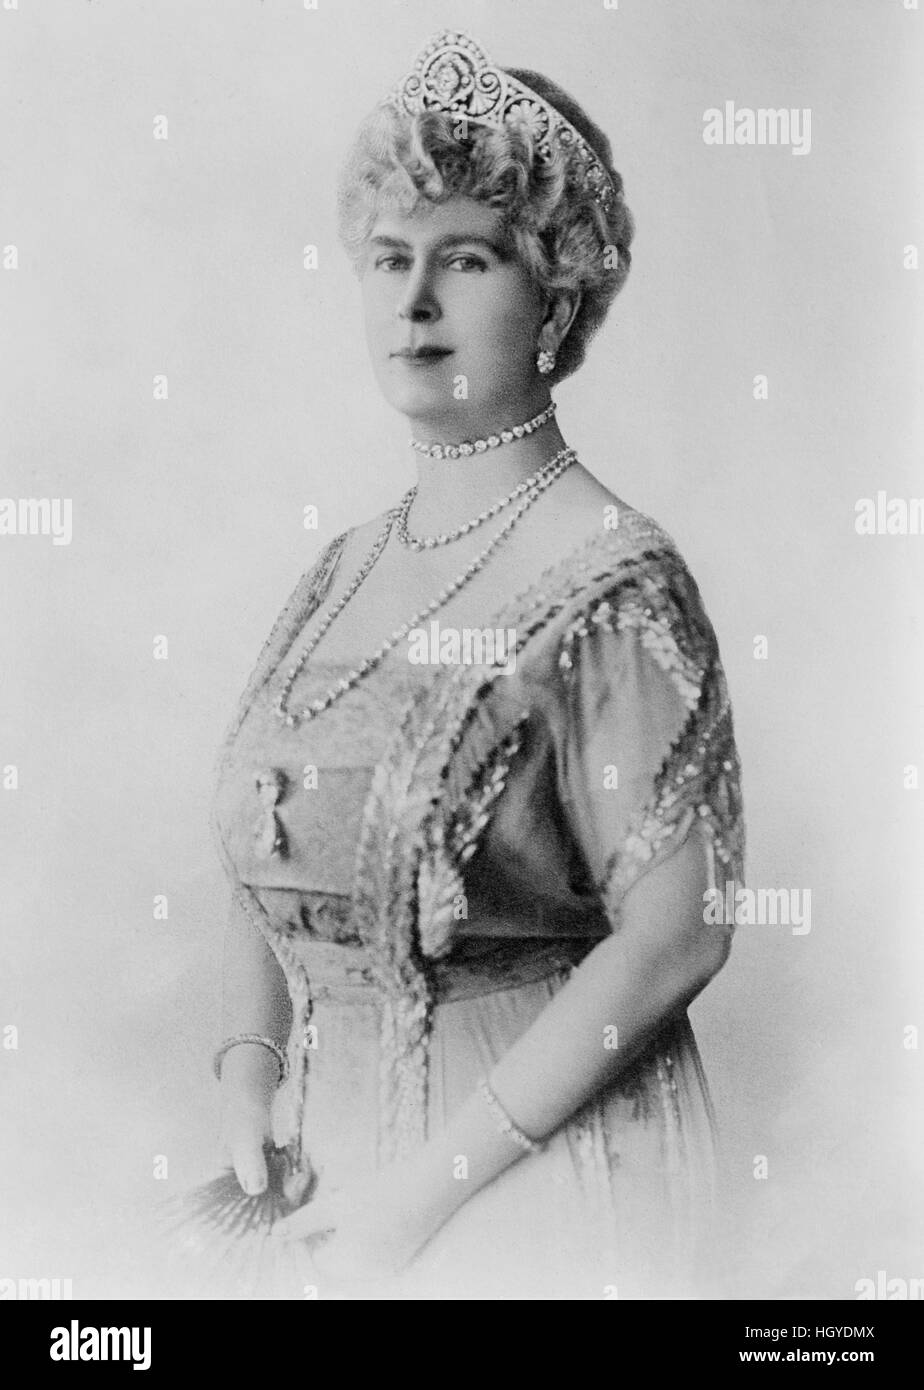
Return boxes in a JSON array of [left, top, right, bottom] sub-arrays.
[[208, 30, 745, 1300]]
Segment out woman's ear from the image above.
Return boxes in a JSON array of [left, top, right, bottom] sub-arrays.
[[539, 289, 582, 358]]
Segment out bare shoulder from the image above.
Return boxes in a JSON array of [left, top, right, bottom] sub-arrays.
[[527, 463, 632, 549], [559, 464, 626, 514]]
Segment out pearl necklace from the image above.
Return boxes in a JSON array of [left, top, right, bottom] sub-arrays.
[[274, 447, 577, 726], [397, 449, 573, 550], [409, 400, 556, 460]]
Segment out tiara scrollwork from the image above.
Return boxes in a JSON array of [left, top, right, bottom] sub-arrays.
[[386, 30, 618, 215]]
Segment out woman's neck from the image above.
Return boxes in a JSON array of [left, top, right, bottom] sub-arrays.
[[408, 419, 566, 533], [406, 406, 569, 535]]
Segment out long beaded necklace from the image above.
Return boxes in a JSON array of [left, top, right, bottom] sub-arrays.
[[274, 446, 576, 726], [397, 449, 572, 551]]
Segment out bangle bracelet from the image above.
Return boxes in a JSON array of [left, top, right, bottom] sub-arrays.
[[213, 1033, 289, 1084], [477, 1076, 545, 1155]]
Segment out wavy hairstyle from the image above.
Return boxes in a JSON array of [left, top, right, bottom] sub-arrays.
[[336, 68, 635, 386]]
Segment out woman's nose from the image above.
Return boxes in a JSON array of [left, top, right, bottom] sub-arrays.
[[396, 265, 441, 323]]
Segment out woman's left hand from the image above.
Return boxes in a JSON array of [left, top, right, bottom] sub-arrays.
[[270, 1163, 441, 1285]]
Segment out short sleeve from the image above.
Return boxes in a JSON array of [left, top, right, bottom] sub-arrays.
[[555, 552, 745, 926]]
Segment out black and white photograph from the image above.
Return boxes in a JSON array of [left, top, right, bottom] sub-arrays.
[[1, 0, 921, 1330]]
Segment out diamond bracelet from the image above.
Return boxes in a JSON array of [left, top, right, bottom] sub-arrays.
[[477, 1076, 545, 1155], [213, 1033, 289, 1085]]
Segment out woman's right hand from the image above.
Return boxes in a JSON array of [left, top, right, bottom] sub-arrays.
[[218, 1045, 280, 1195]]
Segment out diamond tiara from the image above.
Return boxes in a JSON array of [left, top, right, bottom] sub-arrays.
[[386, 30, 618, 215]]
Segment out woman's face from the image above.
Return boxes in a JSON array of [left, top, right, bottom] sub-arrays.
[[360, 195, 548, 433]]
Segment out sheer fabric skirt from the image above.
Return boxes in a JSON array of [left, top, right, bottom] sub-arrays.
[[271, 966, 720, 1301]]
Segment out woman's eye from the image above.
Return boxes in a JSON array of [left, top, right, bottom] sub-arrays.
[[374, 255, 409, 271], [447, 255, 487, 272]]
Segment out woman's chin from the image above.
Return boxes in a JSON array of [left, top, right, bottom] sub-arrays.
[[380, 380, 467, 429], [378, 378, 527, 436]]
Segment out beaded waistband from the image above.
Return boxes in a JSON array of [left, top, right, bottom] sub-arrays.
[[283, 935, 596, 1004]]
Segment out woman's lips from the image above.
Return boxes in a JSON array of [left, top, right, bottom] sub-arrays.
[[392, 347, 453, 363]]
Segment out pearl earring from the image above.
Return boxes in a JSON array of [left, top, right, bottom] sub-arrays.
[[536, 348, 556, 376]]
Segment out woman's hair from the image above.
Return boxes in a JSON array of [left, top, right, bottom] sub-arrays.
[[337, 68, 635, 386]]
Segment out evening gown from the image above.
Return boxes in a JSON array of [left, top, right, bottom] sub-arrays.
[[210, 504, 746, 1300]]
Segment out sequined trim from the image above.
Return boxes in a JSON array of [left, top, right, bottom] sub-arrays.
[[350, 666, 534, 1164], [275, 889, 356, 943], [561, 593, 702, 713], [656, 1048, 684, 1171], [418, 714, 530, 960], [556, 548, 746, 912], [597, 703, 745, 913], [566, 1019, 705, 1276]]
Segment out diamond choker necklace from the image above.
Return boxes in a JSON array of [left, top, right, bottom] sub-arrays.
[[410, 401, 556, 460]]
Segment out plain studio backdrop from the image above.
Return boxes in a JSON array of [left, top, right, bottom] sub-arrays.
[[1, 0, 921, 1300]]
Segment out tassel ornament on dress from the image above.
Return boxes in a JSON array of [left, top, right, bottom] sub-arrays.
[[253, 768, 289, 859]]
